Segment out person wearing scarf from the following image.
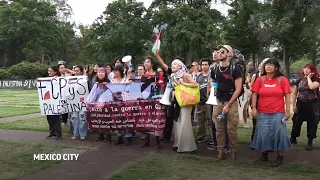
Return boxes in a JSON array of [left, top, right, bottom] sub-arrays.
[[88, 67, 112, 143]]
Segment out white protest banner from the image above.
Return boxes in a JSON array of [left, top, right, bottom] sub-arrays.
[[37, 76, 89, 115]]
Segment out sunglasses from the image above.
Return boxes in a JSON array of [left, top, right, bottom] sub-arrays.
[[217, 50, 226, 54]]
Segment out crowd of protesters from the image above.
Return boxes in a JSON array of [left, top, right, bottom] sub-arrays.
[[44, 45, 319, 167]]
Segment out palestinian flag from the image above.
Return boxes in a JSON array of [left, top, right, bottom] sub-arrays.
[[152, 32, 161, 55]]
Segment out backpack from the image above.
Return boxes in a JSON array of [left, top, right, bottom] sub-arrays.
[[214, 49, 246, 98], [230, 49, 246, 85]]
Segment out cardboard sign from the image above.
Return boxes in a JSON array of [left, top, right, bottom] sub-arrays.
[[37, 76, 89, 115]]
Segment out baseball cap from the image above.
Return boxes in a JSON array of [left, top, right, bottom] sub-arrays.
[[217, 45, 233, 55]]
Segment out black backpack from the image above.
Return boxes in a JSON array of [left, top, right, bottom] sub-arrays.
[[214, 49, 246, 98]]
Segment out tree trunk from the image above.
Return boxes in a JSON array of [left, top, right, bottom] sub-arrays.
[[283, 45, 290, 79], [312, 50, 317, 65], [252, 54, 256, 68]]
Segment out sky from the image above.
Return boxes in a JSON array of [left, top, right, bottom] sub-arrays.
[[67, 0, 230, 26]]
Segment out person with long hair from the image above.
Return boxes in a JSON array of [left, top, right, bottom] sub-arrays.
[[251, 58, 291, 166], [70, 65, 88, 141], [112, 66, 133, 145], [57, 63, 70, 126], [249, 58, 269, 143], [88, 63, 104, 91], [139, 56, 163, 149], [290, 64, 320, 150], [155, 53, 198, 153], [46, 66, 62, 140], [105, 64, 114, 82], [93, 67, 112, 143]]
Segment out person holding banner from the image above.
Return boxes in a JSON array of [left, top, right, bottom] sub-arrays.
[[70, 65, 88, 141], [92, 67, 112, 143], [58, 63, 70, 126], [45, 66, 63, 140], [155, 53, 198, 153], [112, 65, 133, 145], [139, 56, 164, 149]]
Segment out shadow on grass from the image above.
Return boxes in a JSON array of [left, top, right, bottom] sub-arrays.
[[107, 154, 320, 180]]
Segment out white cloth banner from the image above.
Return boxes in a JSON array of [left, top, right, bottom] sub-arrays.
[[37, 76, 89, 115]]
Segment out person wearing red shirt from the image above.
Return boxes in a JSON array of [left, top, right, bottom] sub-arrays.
[[251, 58, 291, 167]]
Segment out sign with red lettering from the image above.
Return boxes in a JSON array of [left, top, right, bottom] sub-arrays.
[[37, 76, 89, 115]]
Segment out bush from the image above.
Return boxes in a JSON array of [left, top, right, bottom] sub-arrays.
[[0, 61, 48, 80], [0, 68, 10, 79]]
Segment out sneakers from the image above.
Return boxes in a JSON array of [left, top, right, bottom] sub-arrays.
[[55, 136, 63, 140], [207, 145, 217, 151], [243, 123, 250, 129], [306, 138, 313, 151], [80, 137, 85, 141], [46, 134, 57, 139], [260, 152, 268, 162], [70, 136, 77, 140], [195, 136, 207, 144], [290, 137, 297, 144], [272, 155, 283, 167], [207, 138, 215, 145]]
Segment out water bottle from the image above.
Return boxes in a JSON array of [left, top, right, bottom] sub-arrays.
[[282, 117, 286, 123], [213, 82, 217, 96], [217, 113, 227, 122]]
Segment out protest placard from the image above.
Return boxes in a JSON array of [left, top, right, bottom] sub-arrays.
[[87, 99, 166, 132], [37, 76, 89, 115], [87, 82, 166, 132]]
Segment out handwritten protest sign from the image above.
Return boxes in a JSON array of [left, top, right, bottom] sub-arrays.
[[37, 76, 89, 115], [87, 82, 166, 132]]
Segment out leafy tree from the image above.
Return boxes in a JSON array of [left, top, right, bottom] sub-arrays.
[[149, 0, 225, 64], [84, 0, 152, 64]]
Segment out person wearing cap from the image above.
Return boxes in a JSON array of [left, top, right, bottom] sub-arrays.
[[211, 44, 242, 161], [207, 49, 230, 152]]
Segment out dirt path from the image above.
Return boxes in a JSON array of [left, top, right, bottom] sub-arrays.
[[0, 129, 319, 180]]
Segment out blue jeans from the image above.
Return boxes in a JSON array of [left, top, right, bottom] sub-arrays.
[[210, 106, 229, 149], [71, 112, 88, 137]]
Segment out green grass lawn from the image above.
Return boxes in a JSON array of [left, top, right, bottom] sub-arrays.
[[0, 106, 40, 118], [0, 140, 95, 180], [0, 89, 39, 117], [107, 154, 320, 180], [0, 117, 70, 133], [0, 140, 63, 180]]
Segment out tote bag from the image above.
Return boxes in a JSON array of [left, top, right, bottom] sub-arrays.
[[174, 84, 200, 107]]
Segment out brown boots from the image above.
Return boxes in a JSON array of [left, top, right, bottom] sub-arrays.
[[216, 150, 226, 161], [139, 134, 161, 149], [216, 149, 236, 162], [231, 150, 237, 162]]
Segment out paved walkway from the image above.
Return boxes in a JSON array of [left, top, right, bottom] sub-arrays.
[[0, 113, 41, 123], [0, 129, 319, 180]]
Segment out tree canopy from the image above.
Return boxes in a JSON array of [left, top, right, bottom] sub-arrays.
[[0, 0, 319, 76]]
